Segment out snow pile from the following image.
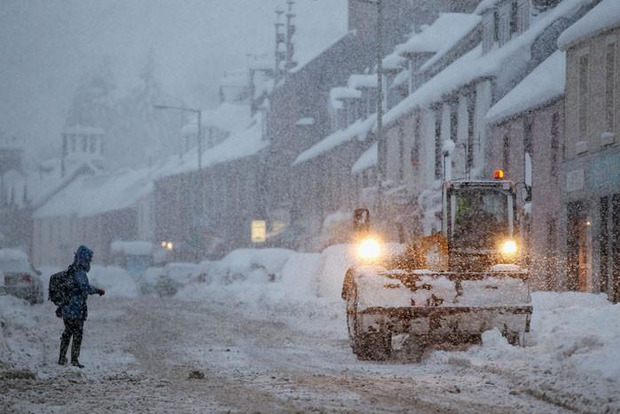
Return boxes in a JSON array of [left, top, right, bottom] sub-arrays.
[[0, 295, 46, 371], [177, 245, 355, 337], [528, 292, 620, 380], [89, 265, 139, 298]]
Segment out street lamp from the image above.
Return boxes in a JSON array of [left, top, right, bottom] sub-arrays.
[[153, 104, 203, 170], [353, 0, 384, 211]]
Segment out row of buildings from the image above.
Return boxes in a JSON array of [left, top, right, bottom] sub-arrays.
[[1, 0, 619, 302]]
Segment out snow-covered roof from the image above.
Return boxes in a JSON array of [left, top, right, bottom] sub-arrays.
[[382, 52, 407, 71], [34, 113, 266, 219], [180, 103, 252, 136], [348, 74, 377, 90], [391, 69, 410, 89], [203, 103, 252, 133], [558, 0, 620, 50], [159, 114, 267, 179], [419, 15, 481, 73], [330, 86, 361, 109], [384, 0, 593, 128], [296, 117, 316, 126], [330, 87, 362, 101], [486, 51, 566, 125], [396, 14, 481, 56], [293, 114, 376, 166], [352, 142, 377, 174], [33, 166, 157, 219]]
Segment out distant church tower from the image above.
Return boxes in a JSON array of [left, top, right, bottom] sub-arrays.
[[61, 126, 105, 176]]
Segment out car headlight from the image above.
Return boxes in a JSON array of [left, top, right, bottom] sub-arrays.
[[357, 238, 382, 261], [499, 239, 518, 257]]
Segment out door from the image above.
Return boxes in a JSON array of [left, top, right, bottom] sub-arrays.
[[612, 194, 620, 302], [567, 201, 591, 291]]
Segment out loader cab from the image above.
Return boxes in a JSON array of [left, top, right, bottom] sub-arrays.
[[443, 179, 518, 271]]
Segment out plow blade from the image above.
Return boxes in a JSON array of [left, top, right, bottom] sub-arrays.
[[345, 266, 533, 360]]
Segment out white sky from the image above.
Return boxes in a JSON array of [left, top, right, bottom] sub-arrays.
[[0, 0, 347, 158]]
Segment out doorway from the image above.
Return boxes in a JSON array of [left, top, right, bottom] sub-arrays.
[[567, 201, 591, 291], [612, 194, 620, 302]]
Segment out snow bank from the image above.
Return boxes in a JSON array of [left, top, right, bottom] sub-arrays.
[[89, 265, 139, 298]]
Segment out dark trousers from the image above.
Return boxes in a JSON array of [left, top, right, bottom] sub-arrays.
[[59, 318, 84, 362]]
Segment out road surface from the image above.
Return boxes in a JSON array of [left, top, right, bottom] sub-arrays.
[[1, 297, 582, 413]]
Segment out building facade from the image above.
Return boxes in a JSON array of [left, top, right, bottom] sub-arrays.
[[558, 2, 620, 300]]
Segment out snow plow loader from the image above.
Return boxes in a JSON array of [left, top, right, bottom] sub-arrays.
[[342, 174, 532, 361]]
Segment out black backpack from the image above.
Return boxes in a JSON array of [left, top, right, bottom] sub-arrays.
[[49, 267, 75, 307]]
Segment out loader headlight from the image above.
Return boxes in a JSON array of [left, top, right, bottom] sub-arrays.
[[499, 239, 518, 257], [357, 238, 382, 261]]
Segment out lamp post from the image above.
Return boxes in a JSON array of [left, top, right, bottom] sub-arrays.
[[153, 104, 203, 170]]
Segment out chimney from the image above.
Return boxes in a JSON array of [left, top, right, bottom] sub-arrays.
[[285, 0, 297, 71]]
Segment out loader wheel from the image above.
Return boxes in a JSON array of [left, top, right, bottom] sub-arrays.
[[345, 276, 392, 361], [352, 330, 392, 361]]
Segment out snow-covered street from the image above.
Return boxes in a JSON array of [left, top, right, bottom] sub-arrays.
[[2, 247, 620, 413]]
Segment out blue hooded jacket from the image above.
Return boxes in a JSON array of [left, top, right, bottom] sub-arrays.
[[60, 245, 100, 320]]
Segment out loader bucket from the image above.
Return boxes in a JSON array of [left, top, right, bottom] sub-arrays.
[[346, 266, 532, 359]]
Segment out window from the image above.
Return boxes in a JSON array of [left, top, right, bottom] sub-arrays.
[[90, 136, 97, 153], [398, 126, 405, 181], [466, 92, 476, 173], [579, 54, 589, 138], [452, 190, 509, 249], [502, 132, 510, 174], [82, 136, 88, 152], [606, 41, 616, 132], [493, 11, 500, 43], [510, 1, 518, 36], [524, 114, 533, 154], [551, 112, 560, 178], [411, 113, 420, 169], [434, 110, 442, 179]]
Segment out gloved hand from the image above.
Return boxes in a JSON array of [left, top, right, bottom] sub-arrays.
[[97, 288, 105, 296], [55, 307, 62, 318]]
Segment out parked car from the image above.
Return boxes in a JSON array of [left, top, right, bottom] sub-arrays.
[[0, 249, 44, 305]]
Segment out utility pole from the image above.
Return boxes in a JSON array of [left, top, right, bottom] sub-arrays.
[[354, 0, 385, 213]]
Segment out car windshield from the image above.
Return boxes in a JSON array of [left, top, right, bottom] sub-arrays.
[[451, 189, 510, 248]]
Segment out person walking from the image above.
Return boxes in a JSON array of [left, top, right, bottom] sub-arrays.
[[57, 245, 105, 368]]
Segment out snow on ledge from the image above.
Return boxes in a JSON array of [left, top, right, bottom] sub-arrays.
[[558, 0, 620, 50]]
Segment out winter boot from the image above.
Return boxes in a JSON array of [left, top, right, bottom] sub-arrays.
[[59, 334, 70, 365], [71, 360, 84, 369]]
